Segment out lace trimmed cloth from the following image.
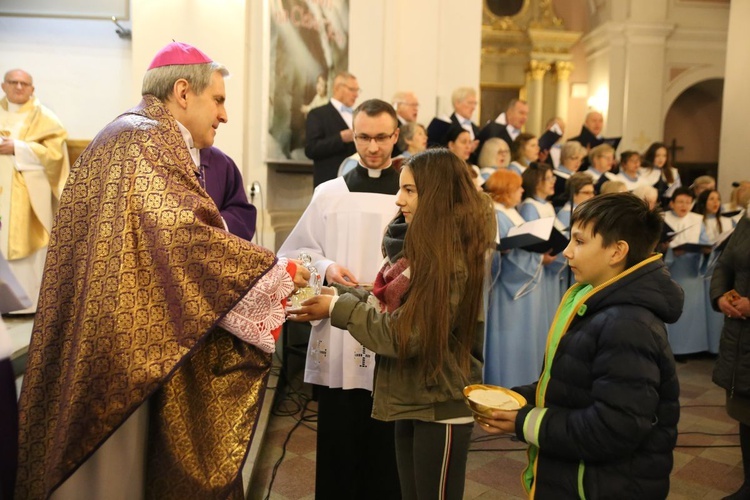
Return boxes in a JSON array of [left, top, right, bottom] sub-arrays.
[[219, 258, 295, 353]]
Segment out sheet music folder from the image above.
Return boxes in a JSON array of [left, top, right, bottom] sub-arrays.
[[498, 217, 568, 255], [577, 125, 621, 152], [538, 128, 562, 152], [0, 252, 32, 313]]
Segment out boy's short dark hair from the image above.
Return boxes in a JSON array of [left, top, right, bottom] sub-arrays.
[[670, 186, 694, 202], [571, 193, 663, 268]]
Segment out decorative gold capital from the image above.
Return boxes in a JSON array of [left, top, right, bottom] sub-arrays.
[[554, 61, 574, 82], [527, 60, 550, 80]]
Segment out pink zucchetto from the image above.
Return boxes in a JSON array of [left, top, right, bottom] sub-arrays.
[[148, 42, 213, 70]]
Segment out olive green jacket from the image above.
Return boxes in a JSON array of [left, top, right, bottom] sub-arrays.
[[330, 267, 484, 422]]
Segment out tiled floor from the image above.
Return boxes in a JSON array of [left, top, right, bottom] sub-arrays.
[[248, 354, 743, 500]]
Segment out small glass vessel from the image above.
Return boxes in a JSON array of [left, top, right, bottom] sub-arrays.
[[290, 252, 322, 308]]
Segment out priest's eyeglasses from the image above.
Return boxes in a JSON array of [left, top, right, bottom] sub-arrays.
[[4, 80, 32, 88], [354, 131, 397, 146]]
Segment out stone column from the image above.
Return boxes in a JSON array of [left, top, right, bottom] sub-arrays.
[[526, 60, 550, 135], [718, 1, 750, 197], [554, 61, 573, 123]]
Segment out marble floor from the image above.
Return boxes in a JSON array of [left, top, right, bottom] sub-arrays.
[[247, 353, 743, 500]]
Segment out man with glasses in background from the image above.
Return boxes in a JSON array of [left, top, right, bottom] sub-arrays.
[[305, 70, 360, 187], [280, 99, 402, 500], [0, 69, 69, 313]]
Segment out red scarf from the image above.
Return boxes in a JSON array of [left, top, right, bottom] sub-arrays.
[[372, 257, 410, 312]]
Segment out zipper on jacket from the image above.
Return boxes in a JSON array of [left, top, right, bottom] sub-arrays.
[[577, 460, 587, 499]]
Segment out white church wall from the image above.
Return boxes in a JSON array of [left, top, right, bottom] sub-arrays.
[[0, 15, 133, 140], [717, 0, 750, 196]]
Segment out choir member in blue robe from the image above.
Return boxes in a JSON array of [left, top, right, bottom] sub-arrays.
[[664, 187, 711, 355], [519, 164, 567, 325], [508, 133, 539, 177], [555, 173, 595, 293], [694, 189, 736, 353], [483, 169, 550, 388]]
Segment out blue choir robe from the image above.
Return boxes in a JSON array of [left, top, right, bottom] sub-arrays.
[[518, 196, 567, 325], [508, 161, 528, 177], [664, 211, 710, 355], [703, 215, 736, 353], [555, 202, 575, 294], [484, 203, 550, 388], [614, 171, 645, 191]]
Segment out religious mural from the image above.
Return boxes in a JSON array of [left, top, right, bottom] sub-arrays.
[[268, 0, 349, 161]]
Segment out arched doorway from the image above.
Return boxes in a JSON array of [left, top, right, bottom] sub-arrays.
[[663, 78, 724, 188]]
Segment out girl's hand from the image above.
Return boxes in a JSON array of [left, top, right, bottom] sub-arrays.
[[287, 295, 333, 322]]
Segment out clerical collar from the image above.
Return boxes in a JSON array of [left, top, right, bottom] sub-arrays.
[[174, 120, 201, 168], [357, 162, 392, 177], [7, 101, 23, 113]]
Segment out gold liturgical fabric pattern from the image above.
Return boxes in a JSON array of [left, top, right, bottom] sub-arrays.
[[16, 95, 276, 499]]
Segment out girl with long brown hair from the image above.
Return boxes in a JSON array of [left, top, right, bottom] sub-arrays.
[[642, 142, 682, 204], [289, 149, 495, 500]]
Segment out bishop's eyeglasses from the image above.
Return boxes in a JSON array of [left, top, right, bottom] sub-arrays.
[[354, 130, 397, 146]]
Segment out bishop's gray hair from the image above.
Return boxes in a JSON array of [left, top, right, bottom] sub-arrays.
[[141, 62, 228, 101]]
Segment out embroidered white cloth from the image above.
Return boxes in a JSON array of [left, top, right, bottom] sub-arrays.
[[219, 258, 294, 353]]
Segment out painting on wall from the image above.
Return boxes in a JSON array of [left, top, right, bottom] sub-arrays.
[[268, 0, 349, 162]]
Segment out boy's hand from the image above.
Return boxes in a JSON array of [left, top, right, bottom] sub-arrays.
[[287, 295, 333, 322], [475, 409, 518, 435]]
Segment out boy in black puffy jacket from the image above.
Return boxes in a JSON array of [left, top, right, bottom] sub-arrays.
[[478, 193, 684, 499]]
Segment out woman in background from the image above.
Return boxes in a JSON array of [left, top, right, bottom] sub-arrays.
[[614, 150, 644, 191], [710, 208, 750, 500], [694, 188, 736, 354], [551, 140, 585, 208], [447, 126, 483, 189], [583, 143, 616, 193], [477, 137, 511, 181], [641, 142, 681, 204], [483, 169, 551, 389], [519, 164, 566, 324], [508, 133, 539, 176], [397, 122, 427, 159]]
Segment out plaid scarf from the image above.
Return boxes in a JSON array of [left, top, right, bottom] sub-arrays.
[[373, 217, 410, 312]]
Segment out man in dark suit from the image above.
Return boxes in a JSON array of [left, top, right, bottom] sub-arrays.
[[392, 90, 419, 126], [426, 87, 479, 147], [477, 98, 528, 158], [569, 110, 606, 170], [305, 71, 359, 187]]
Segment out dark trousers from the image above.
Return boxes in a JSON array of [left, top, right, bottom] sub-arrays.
[[394, 420, 473, 500], [315, 386, 401, 500], [0, 359, 18, 500]]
